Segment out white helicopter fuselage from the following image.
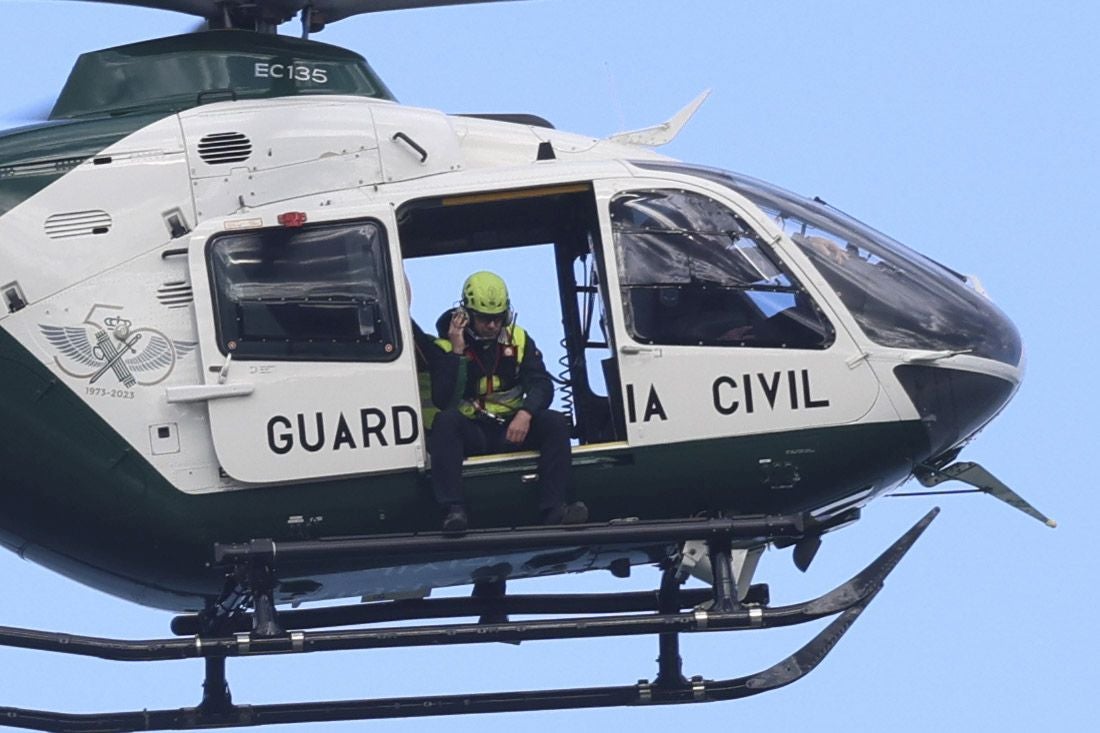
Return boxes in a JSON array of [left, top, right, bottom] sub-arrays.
[[0, 91, 1023, 610]]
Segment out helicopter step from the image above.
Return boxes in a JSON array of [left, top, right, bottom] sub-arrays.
[[210, 512, 813, 566], [0, 509, 938, 732], [201, 511, 848, 637]]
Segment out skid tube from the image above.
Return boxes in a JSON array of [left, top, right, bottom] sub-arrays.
[[0, 509, 938, 732]]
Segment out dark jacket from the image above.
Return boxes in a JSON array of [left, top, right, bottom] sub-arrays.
[[430, 308, 554, 417]]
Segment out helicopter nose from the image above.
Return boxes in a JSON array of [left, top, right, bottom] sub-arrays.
[[893, 363, 1019, 463], [888, 274, 1024, 462]]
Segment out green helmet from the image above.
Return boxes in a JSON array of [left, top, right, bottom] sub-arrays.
[[461, 271, 510, 315]]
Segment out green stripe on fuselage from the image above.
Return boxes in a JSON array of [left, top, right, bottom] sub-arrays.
[[0, 325, 924, 612]]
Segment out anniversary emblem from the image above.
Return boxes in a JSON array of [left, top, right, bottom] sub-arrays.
[[40, 304, 197, 387]]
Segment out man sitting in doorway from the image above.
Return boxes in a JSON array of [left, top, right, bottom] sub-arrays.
[[428, 271, 587, 534]]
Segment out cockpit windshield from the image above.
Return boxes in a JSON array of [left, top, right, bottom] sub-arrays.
[[631, 162, 1022, 366]]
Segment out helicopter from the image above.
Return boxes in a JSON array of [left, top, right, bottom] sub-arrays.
[[0, 1, 1056, 730]]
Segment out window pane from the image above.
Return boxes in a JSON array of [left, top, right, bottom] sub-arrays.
[[209, 220, 399, 361], [628, 162, 1022, 365], [744, 190, 1021, 363], [611, 190, 832, 349], [613, 190, 788, 287]]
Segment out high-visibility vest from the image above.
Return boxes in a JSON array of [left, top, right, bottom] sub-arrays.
[[436, 325, 528, 421], [418, 370, 439, 430], [414, 327, 443, 431]]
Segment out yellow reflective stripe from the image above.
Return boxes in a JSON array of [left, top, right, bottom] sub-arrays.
[[438, 326, 530, 420], [458, 386, 524, 419], [476, 375, 504, 393], [435, 328, 525, 360], [418, 371, 440, 430], [510, 325, 527, 364], [483, 385, 524, 412]]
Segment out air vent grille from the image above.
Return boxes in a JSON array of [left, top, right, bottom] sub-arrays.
[[44, 210, 112, 239], [198, 132, 252, 165], [157, 281, 194, 309]]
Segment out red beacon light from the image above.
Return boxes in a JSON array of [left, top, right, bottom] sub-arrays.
[[277, 211, 308, 227]]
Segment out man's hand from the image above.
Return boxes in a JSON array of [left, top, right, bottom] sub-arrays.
[[449, 308, 468, 353], [505, 409, 532, 445]]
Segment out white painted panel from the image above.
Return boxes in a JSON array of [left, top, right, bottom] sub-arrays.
[[180, 98, 380, 175], [616, 344, 883, 447], [204, 363, 423, 483], [595, 178, 891, 449], [9, 243, 222, 495], [180, 98, 383, 217], [0, 117, 193, 306], [371, 104, 464, 182], [187, 206, 424, 484]]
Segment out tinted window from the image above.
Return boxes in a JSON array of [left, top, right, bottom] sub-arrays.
[[208, 220, 399, 361], [611, 189, 833, 349], [630, 162, 1023, 366]]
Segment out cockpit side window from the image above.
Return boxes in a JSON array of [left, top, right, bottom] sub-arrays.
[[611, 189, 833, 349], [207, 219, 400, 361]]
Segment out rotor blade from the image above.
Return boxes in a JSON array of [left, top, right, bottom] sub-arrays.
[[322, 0, 529, 18], [56, 0, 229, 21], [54, 0, 529, 24]]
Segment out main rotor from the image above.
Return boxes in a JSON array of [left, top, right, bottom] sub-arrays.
[[75, 0, 525, 34]]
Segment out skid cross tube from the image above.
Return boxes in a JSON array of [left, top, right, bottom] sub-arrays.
[[707, 535, 739, 612], [0, 509, 938, 732], [171, 587, 720, 635]]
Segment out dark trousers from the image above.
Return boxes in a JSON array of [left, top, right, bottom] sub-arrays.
[[429, 408, 571, 511]]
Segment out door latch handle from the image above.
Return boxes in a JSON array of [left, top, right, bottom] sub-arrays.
[[619, 344, 662, 357], [165, 383, 254, 403]]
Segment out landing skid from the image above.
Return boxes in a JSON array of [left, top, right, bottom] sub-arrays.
[[0, 509, 938, 732]]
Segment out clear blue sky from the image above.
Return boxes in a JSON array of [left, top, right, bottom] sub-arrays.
[[1, 1, 1095, 731]]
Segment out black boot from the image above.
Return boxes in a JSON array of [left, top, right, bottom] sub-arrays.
[[542, 501, 588, 526], [442, 504, 468, 534], [562, 501, 589, 525]]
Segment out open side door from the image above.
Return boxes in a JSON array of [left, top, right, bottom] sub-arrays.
[[396, 181, 623, 449], [184, 209, 424, 484]]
